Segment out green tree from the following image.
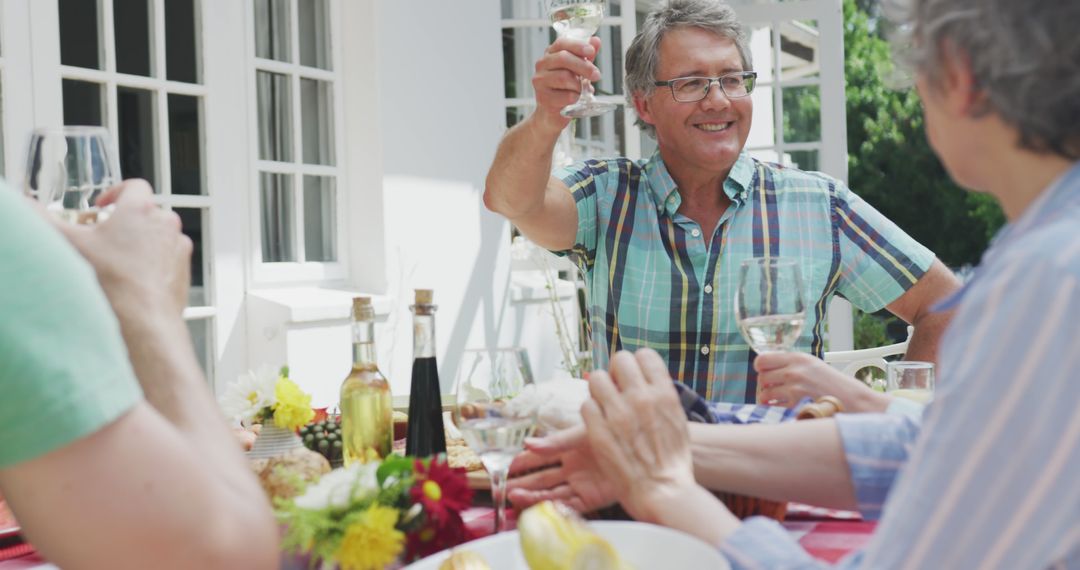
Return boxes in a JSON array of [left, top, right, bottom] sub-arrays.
[[841, 0, 1005, 267]]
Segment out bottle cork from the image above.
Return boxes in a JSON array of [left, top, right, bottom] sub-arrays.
[[414, 289, 434, 305], [352, 296, 374, 320]]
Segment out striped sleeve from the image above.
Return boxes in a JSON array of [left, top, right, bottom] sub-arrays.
[[859, 254, 1080, 569], [834, 412, 920, 520], [833, 183, 935, 312], [554, 159, 609, 269]]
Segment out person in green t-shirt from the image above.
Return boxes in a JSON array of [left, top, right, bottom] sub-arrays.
[[0, 180, 279, 569]]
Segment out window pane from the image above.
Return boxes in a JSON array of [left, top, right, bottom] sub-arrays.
[[185, 317, 214, 381], [176, 207, 208, 305], [168, 94, 203, 195], [63, 80, 104, 126], [118, 87, 157, 188], [254, 0, 290, 62], [260, 172, 295, 262], [595, 25, 623, 97], [747, 83, 776, 147], [780, 20, 819, 81], [166, 0, 200, 83], [59, 0, 101, 69], [300, 78, 334, 165], [257, 71, 292, 161], [782, 85, 821, 143], [303, 175, 336, 262], [114, 0, 152, 77], [570, 105, 626, 158], [0, 79, 4, 176], [501, 27, 549, 100], [298, 0, 331, 70], [506, 105, 532, 129], [785, 149, 819, 172]]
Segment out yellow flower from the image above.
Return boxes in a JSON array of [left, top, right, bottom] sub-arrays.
[[336, 505, 405, 570], [272, 376, 314, 431]]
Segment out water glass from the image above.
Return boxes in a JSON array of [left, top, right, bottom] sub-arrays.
[[886, 361, 935, 404]]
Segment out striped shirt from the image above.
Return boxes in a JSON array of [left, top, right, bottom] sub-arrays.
[[556, 152, 934, 402], [720, 161, 1080, 568]]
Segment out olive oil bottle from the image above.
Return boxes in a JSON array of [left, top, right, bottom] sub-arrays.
[[340, 297, 393, 464]]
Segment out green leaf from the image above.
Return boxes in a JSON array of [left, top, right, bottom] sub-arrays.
[[376, 455, 415, 485]]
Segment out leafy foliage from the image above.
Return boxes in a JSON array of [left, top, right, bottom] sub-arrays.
[[841, 0, 1005, 267]]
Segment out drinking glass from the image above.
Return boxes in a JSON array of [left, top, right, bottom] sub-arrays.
[[735, 258, 806, 402], [453, 348, 537, 533], [23, 126, 120, 224], [549, 0, 617, 118], [886, 361, 935, 404]]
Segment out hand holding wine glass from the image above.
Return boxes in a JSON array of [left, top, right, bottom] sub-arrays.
[[454, 348, 537, 533], [24, 126, 120, 224], [735, 258, 806, 402], [548, 0, 617, 118]]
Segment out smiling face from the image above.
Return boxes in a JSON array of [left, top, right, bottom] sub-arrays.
[[634, 27, 753, 181]]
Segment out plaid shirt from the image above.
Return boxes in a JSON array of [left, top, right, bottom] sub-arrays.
[[555, 152, 934, 403]]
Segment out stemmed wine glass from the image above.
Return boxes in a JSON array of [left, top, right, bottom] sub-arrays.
[[453, 348, 537, 533], [735, 258, 806, 402], [549, 0, 617, 118], [23, 126, 120, 224]]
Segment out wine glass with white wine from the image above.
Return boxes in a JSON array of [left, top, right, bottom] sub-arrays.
[[23, 126, 119, 224], [549, 0, 617, 118], [453, 348, 537, 533], [735, 258, 806, 402]]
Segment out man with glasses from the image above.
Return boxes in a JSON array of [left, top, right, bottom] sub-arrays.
[[485, 0, 958, 405]]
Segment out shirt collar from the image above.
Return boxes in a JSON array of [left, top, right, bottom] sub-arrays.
[[644, 151, 755, 216]]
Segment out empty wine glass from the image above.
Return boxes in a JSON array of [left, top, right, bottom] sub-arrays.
[[735, 258, 806, 402], [549, 0, 617, 118], [453, 348, 537, 533], [23, 126, 119, 224], [886, 361, 935, 404]]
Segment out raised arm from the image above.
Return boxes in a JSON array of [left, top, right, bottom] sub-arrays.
[[483, 36, 602, 251]]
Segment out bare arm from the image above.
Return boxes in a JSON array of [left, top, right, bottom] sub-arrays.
[[885, 259, 960, 363], [689, 419, 857, 510], [0, 182, 279, 569], [483, 37, 602, 251]]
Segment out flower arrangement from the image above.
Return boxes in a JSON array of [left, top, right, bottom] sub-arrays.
[[219, 365, 315, 431], [277, 455, 473, 570]]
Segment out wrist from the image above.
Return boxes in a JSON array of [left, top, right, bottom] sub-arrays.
[[526, 109, 571, 140], [848, 382, 891, 413]]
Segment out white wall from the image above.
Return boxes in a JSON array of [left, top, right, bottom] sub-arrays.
[[375, 2, 527, 396]]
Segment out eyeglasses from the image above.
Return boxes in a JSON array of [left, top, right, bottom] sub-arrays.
[[653, 71, 758, 102]]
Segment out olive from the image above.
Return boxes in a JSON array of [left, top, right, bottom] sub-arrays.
[[303, 433, 315, 444], [327, 432, 338, 442], [317, 439, 330, 451]]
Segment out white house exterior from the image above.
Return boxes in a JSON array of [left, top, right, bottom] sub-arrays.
[[0, 0, 849, 406]]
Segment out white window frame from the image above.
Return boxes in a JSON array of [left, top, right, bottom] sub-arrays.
[[246, 0, 350, 286]]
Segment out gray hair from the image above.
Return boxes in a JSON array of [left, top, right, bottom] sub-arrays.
[[625, 0, 752, 137], [884, 0, 1080, 159]]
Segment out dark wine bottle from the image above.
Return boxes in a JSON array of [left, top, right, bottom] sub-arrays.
[[405, 289, 447, 457]]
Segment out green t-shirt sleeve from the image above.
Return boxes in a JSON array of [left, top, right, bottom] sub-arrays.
[[0, 187, 142, 468]]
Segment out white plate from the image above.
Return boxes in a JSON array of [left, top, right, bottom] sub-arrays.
[[403, 520, 731, 569]]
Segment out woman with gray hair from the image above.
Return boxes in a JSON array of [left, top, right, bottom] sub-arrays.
[[485, 0, 959, 409], [540, 0, 1079, 567]]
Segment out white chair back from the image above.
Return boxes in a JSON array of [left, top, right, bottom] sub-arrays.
[[824, 326, 912, 377]]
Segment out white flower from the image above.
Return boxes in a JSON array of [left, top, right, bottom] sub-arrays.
[[218, 365, 279, 426], [293, 462, 380, 511]]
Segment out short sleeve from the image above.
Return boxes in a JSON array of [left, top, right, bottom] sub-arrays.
[[553, 159, 613, 270], [0, 187, 142, 468], [833, 184, 935, 312]]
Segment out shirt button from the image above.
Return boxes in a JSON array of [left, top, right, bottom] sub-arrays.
[[700, 345, 710, 355], [704, 284, 713, 294], [668, 195, 677, 204], [691, 228, 701, 237]]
